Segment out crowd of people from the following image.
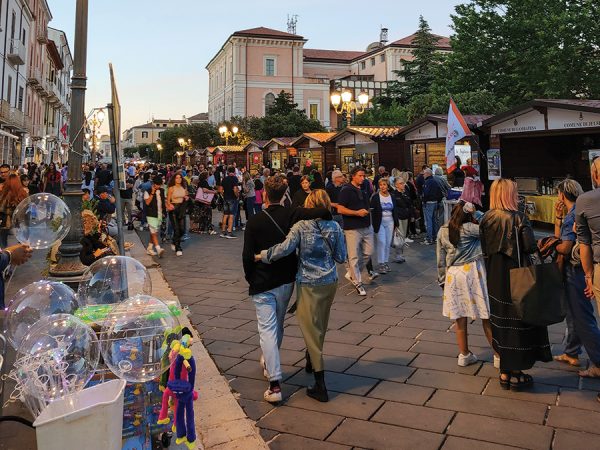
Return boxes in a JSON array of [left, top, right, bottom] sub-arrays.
[[3, 156, 600, 406]]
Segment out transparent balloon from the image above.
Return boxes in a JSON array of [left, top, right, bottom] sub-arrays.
[[101, 295, 180, 382], [5, 281, 78, 349], [12, 193, 71, 249], [15, 314, 100, 416], [77, 256, 152, 310]]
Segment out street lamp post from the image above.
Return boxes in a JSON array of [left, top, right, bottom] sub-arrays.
[[85, 108, 104, 162], [49, 0, 89, 283], [330, 89, 369, 127], [156, 143, 163, 163], [218, 125, 238, 145], [177, 138, 191, 165]]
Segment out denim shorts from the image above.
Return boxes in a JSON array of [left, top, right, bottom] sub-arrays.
[[223, 199, 237, 216]]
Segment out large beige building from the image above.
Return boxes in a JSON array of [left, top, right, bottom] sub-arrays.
[[122, 118, 187, 147], [206, 26, 451, 129]]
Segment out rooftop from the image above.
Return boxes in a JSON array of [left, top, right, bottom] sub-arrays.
[[346, 126, 405, 138], [232, 26, 305, 41], [303, 49, 366, 62], [214, 145, 245, 153], [187, 112, 209, 121], [269, 137, 299, 146], [300, 132, 338, 143], [391, 32, 451, 50]]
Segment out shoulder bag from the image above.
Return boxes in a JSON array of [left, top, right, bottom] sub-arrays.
[[509, 217, 565, 326]]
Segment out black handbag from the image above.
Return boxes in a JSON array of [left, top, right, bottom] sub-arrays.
[[509, 221, 566, 326]]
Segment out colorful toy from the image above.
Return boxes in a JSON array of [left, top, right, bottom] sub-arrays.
[[166, 329, 198, 449]]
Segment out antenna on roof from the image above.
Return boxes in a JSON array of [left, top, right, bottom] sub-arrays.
[[380, 26, 388, 45], [287, 14, 298, 35]]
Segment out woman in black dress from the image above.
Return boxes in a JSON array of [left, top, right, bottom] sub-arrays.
[[479, 179, 552, 390]]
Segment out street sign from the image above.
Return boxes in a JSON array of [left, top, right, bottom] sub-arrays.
[[25, 146, 34, 158]]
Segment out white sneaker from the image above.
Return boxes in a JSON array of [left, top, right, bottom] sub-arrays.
[[260, 355, 268, 379], [219, 232, 227, 238], [209, 230, 218, 235], [171, 244, 176, 251], [355, 284, 367, 296], [344, 271, 353, 283], [156, 247, 164, 258], [146, 246, 157, 256], [493, 354, 500, 369], [405, 238, 414, 243], [458, 352, 478, 367], [176, 250, 183, 257], [368, 270, 380, 281], [263, 387, 282, 403]]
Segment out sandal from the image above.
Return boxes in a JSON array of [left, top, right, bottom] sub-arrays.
[[554, 353, 580, 367], [579, 366, 600, 378], [509, 372, 533, 391], [499, 373, 511, 390]]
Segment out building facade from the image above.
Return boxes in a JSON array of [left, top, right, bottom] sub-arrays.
[[122, 118, 187, 148], [206, 27, 451, 129]]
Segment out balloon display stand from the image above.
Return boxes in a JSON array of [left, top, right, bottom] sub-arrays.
[[33, 379, 126, 450]]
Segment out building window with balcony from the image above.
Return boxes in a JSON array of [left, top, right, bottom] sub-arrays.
[[265, 93, 276, 113], [265, 57, 275, 76], [141, 131, 148, 138], [308, 102, 319, 121]]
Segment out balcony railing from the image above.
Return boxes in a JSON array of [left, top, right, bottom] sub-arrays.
[[27, 67, 43, 87], [7, 39, 26, 65], [0, 100, 10, 124], [31, 124, 45, 139], [9, 107, 25, 130], [36, 24, 48, 43]]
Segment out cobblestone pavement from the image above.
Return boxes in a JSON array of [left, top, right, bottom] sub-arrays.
[[155, 230, 600, 450]]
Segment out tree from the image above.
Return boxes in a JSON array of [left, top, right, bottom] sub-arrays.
[[444, 0, 600, 106], [385, 16, 445, 104], [405, 90, 507, 122], [267, 91, 298, 116], [352, 100, 408, 126]]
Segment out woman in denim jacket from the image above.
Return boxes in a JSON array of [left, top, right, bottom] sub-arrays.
[[257, 189, 347, 402]]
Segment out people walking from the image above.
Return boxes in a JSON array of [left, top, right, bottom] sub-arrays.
[[144, 175, 166, 257], [393, 176, 413, 263], [437, 201, 495, 367], [242, 172, 256, 219], [336, 167, 374, 296], [370, 178, 398, 273], [552, 178, 600, 377], [291, 176, 311, 209], [480, 178, 552, 390], [422, 168, 444, 245], [166, 172, 188, 256], [0, 174, 28, 248], [220, 166, 239, 239], [257, 189, 346, 402], [242, 176, 331, 404]]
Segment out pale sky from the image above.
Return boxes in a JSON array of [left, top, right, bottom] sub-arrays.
[[48, 0, 461, 132]]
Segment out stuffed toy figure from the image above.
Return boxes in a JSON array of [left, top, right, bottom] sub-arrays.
[[167, 336, 197, 448]]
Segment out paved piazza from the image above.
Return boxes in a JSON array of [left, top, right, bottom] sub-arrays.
[[155, 231, 600, 449]]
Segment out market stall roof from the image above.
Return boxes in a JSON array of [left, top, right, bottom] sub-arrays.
[[480, 99, 600, 135], [243, 140, 270, 152], [292, 132, 338, 146], [267, 137, 299, 147], [399, 114, 490, 136], [332, 126, 404, 142], [214, 145, 245, 153]]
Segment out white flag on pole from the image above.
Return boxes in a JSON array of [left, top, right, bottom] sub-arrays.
[[445, 98, 471, 172]]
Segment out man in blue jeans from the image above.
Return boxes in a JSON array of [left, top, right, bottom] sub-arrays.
[[220, 166, 239, 239], [242, 175, 330, 403]]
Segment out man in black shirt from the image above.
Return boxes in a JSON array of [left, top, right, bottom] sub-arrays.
[[336, 167, 374, 296], [220, 166, 239, 239], [287, 166, 302, 197], [95, 163, 113, 191], [120, 177, 135, 230]]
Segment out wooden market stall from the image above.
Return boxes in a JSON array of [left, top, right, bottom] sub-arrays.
[[265, 137, 299, 171], [291, 132, 338, 174], [479, 99, 600, 224], [244, 140, 269, 174]]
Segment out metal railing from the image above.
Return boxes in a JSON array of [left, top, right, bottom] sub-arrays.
[[27, 67, 43, 86], [36, 24, 47, 43], [7, 38, 26, 65], [8, 107, 25, 130], [31, 123, 45, 139]]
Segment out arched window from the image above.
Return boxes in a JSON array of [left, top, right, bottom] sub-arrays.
[[265, 93, 276, 113]]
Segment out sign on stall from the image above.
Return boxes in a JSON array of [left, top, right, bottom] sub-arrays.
[[487, 149, 502, 180]]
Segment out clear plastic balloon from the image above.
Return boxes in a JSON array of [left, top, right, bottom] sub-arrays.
[[5, 281, 78, 349], [101, 295, 180, 382], [77, 256, 152, 309], [15, 313, 100, 415], [12, 193, 71, 249]]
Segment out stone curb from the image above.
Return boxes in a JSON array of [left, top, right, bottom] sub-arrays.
[[127, 230, 268, 450]]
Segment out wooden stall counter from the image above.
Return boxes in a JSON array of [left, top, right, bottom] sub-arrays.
[[523, 194, 557, 224]]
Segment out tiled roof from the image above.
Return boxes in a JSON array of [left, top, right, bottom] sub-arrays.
[[243, 140, 270, 151], [304, 49, 366, 62], [534, 99, 600, 109], [391, 33, 451, 50], [347, 126, 404, 138], [428, 114, 492, 126], [187, 112, 208, 121], [301, 132, 338, 143], [270, 137, 299, 146], [233, 27, 304, 40], [215, 145, 245, 153]]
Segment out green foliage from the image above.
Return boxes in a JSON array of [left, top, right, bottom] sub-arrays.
[[444, 0, 600, 106], [405, 90, 508, 122], [266, 91, 298, 116], [352, 100, 409, 126], [385, 16, 445, 105], [82, 198, 99, 217], [158, 124, 220, 162]]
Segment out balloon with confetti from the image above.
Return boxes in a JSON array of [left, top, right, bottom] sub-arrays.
[[12, 193, 71, 249]]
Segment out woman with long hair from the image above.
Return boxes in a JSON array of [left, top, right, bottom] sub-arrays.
[[195, 171, 217, 235], [479, 179, 551, 390], [166, 171, 189, 256], [256, 189, 347, 402], [0, 174, 28, 248], [370, 177, 398, 273], [291, 175, 311, 209], [437, 201, 495, 366], [43, 162, 62, 196]]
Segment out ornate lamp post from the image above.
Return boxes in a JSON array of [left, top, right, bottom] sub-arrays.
[[49, 0, 89, 283], [177, 138, 191, 165], [85, 108, 104, 161], [330, 89, 369, 126], [218, 125, 238, 145], [156, 143, 163, 163]]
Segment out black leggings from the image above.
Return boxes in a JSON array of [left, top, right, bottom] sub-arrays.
[[169, 203, 186, 250]]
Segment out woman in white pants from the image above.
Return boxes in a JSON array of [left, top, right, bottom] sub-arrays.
[[370, 178, 399, 273]]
